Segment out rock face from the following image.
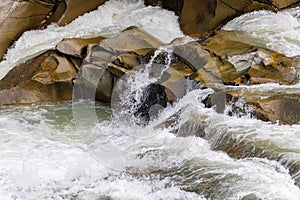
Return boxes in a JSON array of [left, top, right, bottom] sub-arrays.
[[0, 0, 107, 61]]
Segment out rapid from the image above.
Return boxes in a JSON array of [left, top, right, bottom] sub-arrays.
[[0, 0, 300, 199]]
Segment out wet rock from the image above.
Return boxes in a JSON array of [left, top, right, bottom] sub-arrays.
[[180, 0, 272, 35], [100, 27, 164, 52], [256, 98, 300, 124], [149, 0, 300, 35], [134, 83, 167, 124], [0, 0, 55, 60], [202, 30, 300, 85], [161, 66, 188, 102], [145, 0, 184, 16], [0, 0, 107, 61], [273, 0, 300, 9], [79, 63, 114, 102], [56, 37, 105, 58], [241, 193, 260, 200], [0, 80, 72, 105], [76, 28, 162, 102]]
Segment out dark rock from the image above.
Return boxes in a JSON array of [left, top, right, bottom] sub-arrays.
[[135, 83, 167, 124], [145, 0, 184, 16]]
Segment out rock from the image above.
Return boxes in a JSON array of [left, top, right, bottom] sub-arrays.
[[134, 83, 167, 124], [148, 0, 300, 35], [256, 98, 300, 124], [76, 28, 163, 102], [56, 37, 105, 58], [0, 0, 55, 60], [32, 52, 77, 84], [273, 0, 300, 9], [241, 193, 260, 200], [0, 0, 107, 61], [145, 0, 184, 16], [79, 63, 114, 102], [202, 30, 300, 85], [100, 27, 164, 52], [0, 80, 72, 105], [161, 66, 188, 102], [56, 0, 107, 25], [0, 51, 50, 90]]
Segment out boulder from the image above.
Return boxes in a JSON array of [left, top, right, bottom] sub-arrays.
[[202, 30, 300, 85], [0, 80, 72, 105], [134, 83, 167, 124], [0, 51, 50, 90], [77, 28, 162, 102], [56, 37, 105, 58], [0, 0, 55, 60], [32, 52, 77, 84], [56, 0, 107, 25], [147, 0, 300, 35]]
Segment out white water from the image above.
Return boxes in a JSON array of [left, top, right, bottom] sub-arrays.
[[0, 0, 184, 80], [0, 1, 300, 199], [223, 8, 300, 57]]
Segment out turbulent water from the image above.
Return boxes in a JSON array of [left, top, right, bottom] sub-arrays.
[[1, 1, 300, 199]]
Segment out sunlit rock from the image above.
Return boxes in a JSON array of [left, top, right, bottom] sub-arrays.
[[56, 37, 104, 58], [33, 52, 77, 84], [78, 28, 162, 102], [202, 30, 300, 85]]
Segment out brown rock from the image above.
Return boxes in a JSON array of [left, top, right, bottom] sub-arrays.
[[0, 80, 72, 105], [273, 0, 300, 9], [101, 27, 164, 52], [76, 28, 163, 102], [0, 0, 108, 61], [80, 63, 114, 102], [0, 0, 55, 60], [33, 52, 77, 84], [145, 0, 184, 16], [56, 37, 105, 58], [56, 0, 107, 25], [202, 30, 300, 85], [0, 51, 51, 90]]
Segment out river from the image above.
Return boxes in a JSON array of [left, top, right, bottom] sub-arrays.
[[0, 0, 300, 199]]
